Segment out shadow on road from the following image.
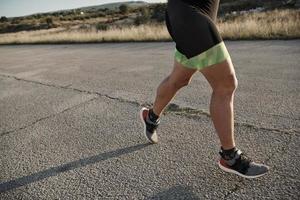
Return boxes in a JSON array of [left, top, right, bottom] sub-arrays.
[[0, 143, 150, 193], [146, 185, 200, 200]]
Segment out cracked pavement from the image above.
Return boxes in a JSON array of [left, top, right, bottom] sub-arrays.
[[0, 41, 299, 199]]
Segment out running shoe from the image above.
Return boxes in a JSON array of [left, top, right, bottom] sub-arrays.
[[139, 107, 160, 144], [218, 149, 269, 179]]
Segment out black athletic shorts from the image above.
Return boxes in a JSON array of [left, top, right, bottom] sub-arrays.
[[165, 0, 230, 70]]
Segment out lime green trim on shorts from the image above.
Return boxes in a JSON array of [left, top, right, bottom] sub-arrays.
[[174, 41, 230, 70]]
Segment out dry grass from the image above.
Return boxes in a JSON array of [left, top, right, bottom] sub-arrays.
[[0, 9, 299, 44], [0, 25, 169, 44], [219, 9, 300, 39]]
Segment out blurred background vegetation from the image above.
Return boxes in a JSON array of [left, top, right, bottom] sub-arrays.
[[0, 0, 299, 43]]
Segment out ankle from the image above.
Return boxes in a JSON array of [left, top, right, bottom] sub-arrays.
[[148, 108, 160, 123], [219, 147, 241, 166], [220, 147, 237, 158]]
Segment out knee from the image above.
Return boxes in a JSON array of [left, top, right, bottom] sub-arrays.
[[213, 74, 238, 96], [169, 76, 192, 89]]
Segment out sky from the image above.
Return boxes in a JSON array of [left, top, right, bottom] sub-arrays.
[[0, 0, 167, 17]]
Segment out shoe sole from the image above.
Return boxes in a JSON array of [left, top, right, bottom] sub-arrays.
[[218, 161, 267, 179], [139, 107, 156, 144]]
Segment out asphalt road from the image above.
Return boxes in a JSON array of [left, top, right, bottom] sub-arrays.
[[0, 40, 299, 199]]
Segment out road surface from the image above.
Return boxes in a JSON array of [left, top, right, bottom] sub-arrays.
[[0, 40, 299, 199]]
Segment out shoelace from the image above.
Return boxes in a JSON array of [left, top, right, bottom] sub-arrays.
[[220, 149, 253, 173], [231, 153, 252, 174]]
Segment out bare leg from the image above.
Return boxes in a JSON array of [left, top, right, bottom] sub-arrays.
[[200, 58, 238, 150], [152, 60, 197, 116], [200, 58, 270, 178]]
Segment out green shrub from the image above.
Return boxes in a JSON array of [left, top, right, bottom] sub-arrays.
[[90, 12, 105, 18], [26, 16, 35, 20], [46, 17, 53, 26], [11, 23, 35, 32], [0, 16, 8, 23], [11, 18, 20, 24], [134, 7, 151, 25], [34, 14, 42, 19], [73, 16, 85, 20], [119, 4, 129, 14], [97, 12, 105, 17], [96, 23, 108, 31], [105, 10, 115, 15], [151, 4, 166, 22]]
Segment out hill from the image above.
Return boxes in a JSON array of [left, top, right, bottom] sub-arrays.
[[0, 0, 299, 35], [78, 1, 148, 11]]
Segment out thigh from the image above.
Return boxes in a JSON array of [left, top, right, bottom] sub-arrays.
[[200, 57, 237, 89], [169, 59, 197, 83]]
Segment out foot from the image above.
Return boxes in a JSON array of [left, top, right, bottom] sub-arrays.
[[139, 107, 160, 144], [218, 149, 269, 179]]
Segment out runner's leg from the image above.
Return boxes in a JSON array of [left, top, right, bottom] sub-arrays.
[[152, 60, 197, 116], [200, 57, 269, 178], [200, 57, 237, 150]]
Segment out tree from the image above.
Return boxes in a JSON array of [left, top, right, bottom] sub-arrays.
[[119, 4, 129, 14], [0, 16, 8, 23]]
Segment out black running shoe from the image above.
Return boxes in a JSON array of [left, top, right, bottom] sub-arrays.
[[139, 107, 160, 144], [218, 149, 269, 179]]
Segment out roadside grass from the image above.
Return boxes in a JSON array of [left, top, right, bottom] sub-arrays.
[[0, 25, 170, 44], [219, 9, 300, 39], [0, 9, 299, 44]]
